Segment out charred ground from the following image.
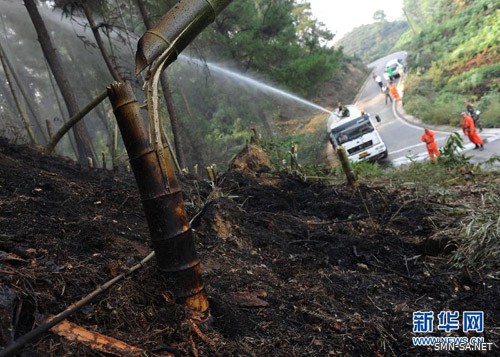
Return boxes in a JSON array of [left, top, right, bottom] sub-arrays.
[[0, 138, 498, 356]]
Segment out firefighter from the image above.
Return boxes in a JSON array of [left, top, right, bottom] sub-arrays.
[[389, 82, 400, 101], [464, 100, 483, 132], [421, 128, 440, 162], [461, 112, 484, 150]]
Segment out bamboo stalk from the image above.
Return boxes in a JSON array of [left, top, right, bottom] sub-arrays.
[[337, 146, 357, 187], [45, 89, 108, 154], [290, 143, 299, 170], [108, 82, 208, 312], [112, 121, 119, 171], [87, 157, 94, 170], [45, 120, 53, 139], [206, 166, 216, 182], [102, 152, 107, 170]]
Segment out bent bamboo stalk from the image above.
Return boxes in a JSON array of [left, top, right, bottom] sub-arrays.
[[45, 89, 108, 154], [135, 0, 233, 74]]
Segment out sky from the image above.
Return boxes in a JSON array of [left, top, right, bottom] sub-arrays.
[[308, 0, 404, 43]]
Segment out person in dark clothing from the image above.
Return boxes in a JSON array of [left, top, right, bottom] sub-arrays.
[[336, 103, 350, 118], [464, 101, 482, 132], [382, 84, 392, 105]]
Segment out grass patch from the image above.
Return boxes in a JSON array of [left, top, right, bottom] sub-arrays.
[[449, 193, 500, 273]]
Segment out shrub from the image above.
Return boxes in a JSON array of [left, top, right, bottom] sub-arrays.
[[439, 132, 472, 167], [404, 95, 432, 122], [261, 128, 327, 170], [351, 161, 383, 179], [427, 103, 460, 125], [479, 100, 500, 128]]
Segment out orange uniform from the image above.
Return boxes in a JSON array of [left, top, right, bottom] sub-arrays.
[[389, 84, 400, 101], [421, 129, 440, 161], [462, 114, 483, 146]]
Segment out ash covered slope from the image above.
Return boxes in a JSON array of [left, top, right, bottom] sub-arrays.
[[0, 138, 497, 356]]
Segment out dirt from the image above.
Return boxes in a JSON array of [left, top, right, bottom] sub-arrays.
[[0, 137, 498, 356]]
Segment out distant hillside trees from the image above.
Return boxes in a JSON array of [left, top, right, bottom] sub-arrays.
[[195, 0, 342, 97], [24, 0, 96, 165], [0, 0, 367, 170], [336, 20, 408, 64]]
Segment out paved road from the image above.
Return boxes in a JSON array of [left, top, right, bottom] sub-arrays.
[[355, 51, 500, 167]]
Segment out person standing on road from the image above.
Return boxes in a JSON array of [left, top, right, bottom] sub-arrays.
[[374, 74, 383, 89], [382, 84, 392, 105], [389, 82, 400, 101], [386, 66, 395, 81], [421, 128, 440, 162], [397, 62, 405, 77], [461, 112, 484, 151], [464, 100, 483, 132]]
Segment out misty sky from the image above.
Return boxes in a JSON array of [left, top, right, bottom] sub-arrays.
[[308, 0, 404, 43]]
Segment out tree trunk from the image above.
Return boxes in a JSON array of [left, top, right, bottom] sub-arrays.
[[0, 41, 47, 143], [24, 0, 95, 165], [0, 45, 36, 144], [44, 58, 78, 157], [82, 4, 123, 82], [136, 0, 187, 169]]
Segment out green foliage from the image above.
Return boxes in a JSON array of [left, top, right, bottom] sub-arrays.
[[280, 51, 341, 96], [479, 93, 500, 128], [385, 161, 447, 186], [402, 0, 435, 30], [261, 128, 326, 170], [198, 0, 342, 97], [373, 10, 387, 22], [337, 21, 409, 63], [351, 161, 383, 179], [438, 132, 472, 167], [403, 91, 463, 126], [261, 134, 302, 169], [484, 155, 500, 168]]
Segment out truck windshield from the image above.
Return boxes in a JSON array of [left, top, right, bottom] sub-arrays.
[[331, 115, 374, 145]]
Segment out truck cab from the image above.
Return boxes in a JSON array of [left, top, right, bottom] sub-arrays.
[[327, 105, 388, 162]]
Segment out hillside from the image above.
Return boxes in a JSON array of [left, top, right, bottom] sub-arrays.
[[0, 138, 498, 356], [400, 0, 499, 128], [336, 21, 408, 64]]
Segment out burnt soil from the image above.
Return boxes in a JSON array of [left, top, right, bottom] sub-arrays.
[[0, 138, 498, 356]]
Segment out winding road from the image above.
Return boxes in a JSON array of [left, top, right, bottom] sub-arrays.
[[356, 51, 500, 166]]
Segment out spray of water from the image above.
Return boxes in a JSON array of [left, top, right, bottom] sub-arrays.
[[180, 55, 330, 114]]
